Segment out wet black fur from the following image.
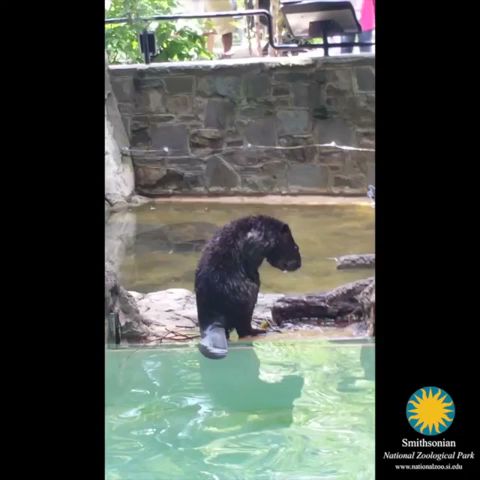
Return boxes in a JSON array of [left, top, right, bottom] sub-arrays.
[[195, 215, 301, 339]]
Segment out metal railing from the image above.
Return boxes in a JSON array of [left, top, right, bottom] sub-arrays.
[[105, 9, 375, 63]]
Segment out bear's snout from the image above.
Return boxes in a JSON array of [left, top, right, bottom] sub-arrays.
[[284, 257, 301, 271]]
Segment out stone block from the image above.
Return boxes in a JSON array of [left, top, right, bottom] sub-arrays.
[[204, 98, 235, 129], [333, 173, 366, 189], [244, 73, 270, 100], [150, 124, 189, 154], [367, 163, 375, 185], [242, 161, 287, 192], [205, 156, 240, 189], [291, 84, 310, 107], [134, 164, 168, 188], [166, 156, 206, 174], [110, 76, 135, 103], [237, 104, 276, 120], [163, 76, 194, 94], [355, 67, 375, 92], [131, 128, 150, 147], [287, 164, 330, 192], [196, 76, 214, 96], [313, 118, 356, 146], [165, 95, 193, 115], [214, 76, 242, 99], [325, 68, 354, 91], [134, 88, 165, 113], [133, 73, 166, 90], [276, 109, 310, 135], [190, 129, 224, 150], [274, 70, 314, 83], [244, 117, 277, 146], [272, 85, 290, 96], [317, 149, 346, 167], [356, 129, 375, 148]]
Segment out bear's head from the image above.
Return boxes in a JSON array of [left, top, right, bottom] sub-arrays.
[[266, 222, 301, 272]]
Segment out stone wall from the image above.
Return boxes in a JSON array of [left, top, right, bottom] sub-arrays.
[[109, 55, 374, 196]]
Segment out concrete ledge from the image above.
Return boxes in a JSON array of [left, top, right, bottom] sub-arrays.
[[145, 194, 373, 206], [109, 53, 375, 74]]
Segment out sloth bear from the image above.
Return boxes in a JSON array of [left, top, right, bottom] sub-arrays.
[[195, 215, 301, 359]]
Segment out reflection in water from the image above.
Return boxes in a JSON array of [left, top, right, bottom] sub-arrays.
[[360, 345, 375, 381], [199, 347, 304, 429], [106, 343, 374, 480], [133, 222, 219, 255], [336, 344, 375, 392], [106, 210, 136, 271]]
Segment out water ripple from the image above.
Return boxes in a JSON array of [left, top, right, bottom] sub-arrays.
[[106, 342, 374, 479]]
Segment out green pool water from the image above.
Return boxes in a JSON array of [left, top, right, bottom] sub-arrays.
[[106, 341, 375, 480]]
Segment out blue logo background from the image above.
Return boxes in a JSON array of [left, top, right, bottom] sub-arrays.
[[406, 386, 455, 436]]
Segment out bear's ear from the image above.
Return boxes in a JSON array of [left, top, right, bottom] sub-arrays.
[[281, 224, 291, 234]]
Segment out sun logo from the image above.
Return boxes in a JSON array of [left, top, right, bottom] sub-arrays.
[[406, 386, 455, 436]]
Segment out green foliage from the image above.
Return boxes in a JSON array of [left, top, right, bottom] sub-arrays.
[[105, 0, 212, 64]]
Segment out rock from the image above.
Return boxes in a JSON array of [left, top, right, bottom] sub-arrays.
[[128, 195, 151, 207], [368, 289, 375, 336], [129, 289, 283, 334], [135, 288, 198, 328], [105, 55, 134, 204], [252, 293, 285, 329], [134, 164, 166, 187], [105, 280, 373, 345], [105, 266, 118, 316], [335, 254, 375, 270], [192, 128, 224, 140], [109, 199, 130, 213], [271, 278, 375, 327], [105, 113, 134, 204], [105, 264, 151, 343], [190, 128, 224, 150]]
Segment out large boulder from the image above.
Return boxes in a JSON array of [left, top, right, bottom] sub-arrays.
[[105, 53, 135, 206], [105, 264, 151, 343]]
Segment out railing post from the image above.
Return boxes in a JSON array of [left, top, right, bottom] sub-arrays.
[[322, 25, 330, 57], [140, 28, 150, 64]]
